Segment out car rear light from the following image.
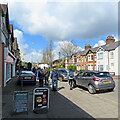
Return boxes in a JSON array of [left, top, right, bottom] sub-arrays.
[[93, 78, 100, 81], [112, 77, 113, 79], [19, 77, 23, 80], [32, 77, 36, 80]]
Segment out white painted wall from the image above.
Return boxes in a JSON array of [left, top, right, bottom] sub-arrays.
[[96, 46, 120, 76]]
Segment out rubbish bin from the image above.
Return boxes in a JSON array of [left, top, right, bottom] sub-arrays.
[[33, 88, 49, 114]]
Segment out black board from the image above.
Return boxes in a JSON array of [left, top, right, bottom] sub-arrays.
[[14, 91, 28, 113]]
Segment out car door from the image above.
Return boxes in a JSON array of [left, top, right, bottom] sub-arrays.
[[76, 72, 84, 86], [82, 72, 94, 88]]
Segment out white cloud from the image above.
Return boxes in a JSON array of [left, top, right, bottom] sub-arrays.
[[93, 40, 106, 48], [14, 29, 42, 62], [0, 0, 117, 41]]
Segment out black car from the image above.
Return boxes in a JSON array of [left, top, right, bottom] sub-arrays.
[[18, 71, 36, 85]]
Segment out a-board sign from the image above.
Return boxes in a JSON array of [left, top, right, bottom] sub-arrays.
[[14, 91, 28, 113], [33, 88, 49, 113]]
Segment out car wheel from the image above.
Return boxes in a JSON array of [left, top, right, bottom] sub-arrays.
[[88, 85, 96, 94]]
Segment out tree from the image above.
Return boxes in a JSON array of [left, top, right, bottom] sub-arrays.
[[46, 40, 54, 67], [41, 48, 47, 64], [59, 40, 80, 57]]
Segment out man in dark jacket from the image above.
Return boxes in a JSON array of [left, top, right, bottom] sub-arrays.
[[51, 68, 59, 91], [37, 68, 45, 87], [45, 67, 50, 85]]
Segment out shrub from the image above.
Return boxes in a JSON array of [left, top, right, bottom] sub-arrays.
[[68, 65, 76, 71]]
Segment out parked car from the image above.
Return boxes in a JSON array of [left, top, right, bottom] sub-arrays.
[[18, 71, 36, 85], [58, 69, 69, 81], [74, 71, 115, 94]]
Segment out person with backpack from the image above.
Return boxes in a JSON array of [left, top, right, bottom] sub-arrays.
[[51, 67, 59, 91], [37, 67, 45, 87], [68, 69, 74, 90]]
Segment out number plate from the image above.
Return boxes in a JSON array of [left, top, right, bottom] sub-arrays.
[[25, 77, 31, 79], [103, 81, 110, 84]]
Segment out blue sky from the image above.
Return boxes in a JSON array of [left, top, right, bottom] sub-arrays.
[[1, 0, 118, 62]]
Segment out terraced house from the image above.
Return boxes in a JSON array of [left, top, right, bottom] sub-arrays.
[[65, 36, 120, 76], [0, 4, 20, 87]]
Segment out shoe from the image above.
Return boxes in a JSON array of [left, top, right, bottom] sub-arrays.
[[70, 88, 72, 90]]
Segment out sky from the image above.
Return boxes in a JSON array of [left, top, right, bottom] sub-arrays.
[[0, 0, 119, 62]]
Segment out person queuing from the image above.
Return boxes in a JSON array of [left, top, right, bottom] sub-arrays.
[[51, 68, 59, 91], [68, 69, 74, 90], [45, 67, 50, 86], [37, 67, 45, 87]]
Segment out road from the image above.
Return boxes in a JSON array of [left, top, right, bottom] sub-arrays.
[[2, 76, 119, 119], [56, 76, 119, 118]]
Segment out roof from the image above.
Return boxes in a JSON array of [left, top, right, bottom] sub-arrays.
[[53, 59, 63, 64], [76, 40, 120, 57]]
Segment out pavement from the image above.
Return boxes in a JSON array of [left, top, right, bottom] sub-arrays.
[[1, 77, 95, 119]]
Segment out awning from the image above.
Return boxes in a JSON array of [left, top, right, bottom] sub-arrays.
[[5, 55, 13, 64]]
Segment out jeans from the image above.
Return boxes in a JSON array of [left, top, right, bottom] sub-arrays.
[[52, 79, 58, 90], [69, 79, 73, 89], [45, 77, 49, 85], [39, 77, 43, 87]]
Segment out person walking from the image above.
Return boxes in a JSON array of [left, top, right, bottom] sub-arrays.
[[45, 67, 50, 86], [51, 68, 59, 91], [68, 69, 74, 90]]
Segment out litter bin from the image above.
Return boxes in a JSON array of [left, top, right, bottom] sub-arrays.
[[33, 88, 49, 114]]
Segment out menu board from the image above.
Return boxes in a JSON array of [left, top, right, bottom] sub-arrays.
[[14, 91, 28, 113]]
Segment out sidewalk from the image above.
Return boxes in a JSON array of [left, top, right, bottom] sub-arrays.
[[2, 77, 95, 119]]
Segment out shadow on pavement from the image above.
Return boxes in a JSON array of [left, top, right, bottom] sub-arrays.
[[2, 78, 95, 119]]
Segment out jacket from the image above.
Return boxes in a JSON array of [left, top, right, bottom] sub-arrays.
[[51, 70, 59, 80]]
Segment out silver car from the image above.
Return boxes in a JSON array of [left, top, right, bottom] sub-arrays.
[[74, 71, 115, 94]]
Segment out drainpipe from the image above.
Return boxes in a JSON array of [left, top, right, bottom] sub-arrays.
[[108, 50, 110, 72]]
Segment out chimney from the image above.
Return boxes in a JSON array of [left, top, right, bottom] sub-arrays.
[[106, 36, 115, 45], [85, 45, 91, 51]]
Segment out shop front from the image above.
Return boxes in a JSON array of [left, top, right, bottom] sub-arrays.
[[4, 47, 16, 87]]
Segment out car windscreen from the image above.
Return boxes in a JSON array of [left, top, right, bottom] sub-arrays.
[[21, 71, 34, 75], [95, 72, 111, 77]]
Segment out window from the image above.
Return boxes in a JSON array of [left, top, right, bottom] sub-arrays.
[[88, 55, 93, 61], [98, 65, 103, 71], [98, 52, 103, 59], [85, 57, 86, 62], [82, 57, 83, 62], [83, 72, 93, 77], [88, 65, 90, 70], [72, 58, 74, 63], [94, 55, 96, 61], [85, 65, 87, 70], [88, 64, 93, 70], [78, 72, 84, 77], [82, 65, 83, 69], [110, 52, 114, 59], [95, 64, 96, 70]]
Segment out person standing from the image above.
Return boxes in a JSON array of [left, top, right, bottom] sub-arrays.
[[45, 67, 50, 86], [68, 69, 74, 90], [37, 68, 45, 87], [51, 68, 59, 91]]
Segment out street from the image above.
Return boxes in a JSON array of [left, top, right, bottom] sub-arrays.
[[2, 76, 119, 119]]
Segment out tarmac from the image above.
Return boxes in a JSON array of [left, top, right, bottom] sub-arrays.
[[1, 77, 95, 119]]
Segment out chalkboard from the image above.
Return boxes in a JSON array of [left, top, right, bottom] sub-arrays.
[[14, 91, 28, 113]]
